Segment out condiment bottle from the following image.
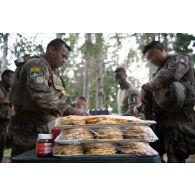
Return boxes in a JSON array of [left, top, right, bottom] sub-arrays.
[[36, 134, 53, 157]]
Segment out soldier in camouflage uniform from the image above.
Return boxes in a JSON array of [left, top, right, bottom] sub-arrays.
[[9, 39, 88, 157], [0, 70, 14, 162], [137, 41, 195, 163], [114, 67, 140, 116]]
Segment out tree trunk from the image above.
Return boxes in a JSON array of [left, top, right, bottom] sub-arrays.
[[83, 33, 92, 111], [0, 33, 9, 73], [95, 33, 105, 109], [56, 33, 66, 39], [162, 33, 168, 50]]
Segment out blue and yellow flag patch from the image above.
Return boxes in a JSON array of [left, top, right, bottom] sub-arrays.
[[30, 67, 41, 79], [29, 66, 45, 84]]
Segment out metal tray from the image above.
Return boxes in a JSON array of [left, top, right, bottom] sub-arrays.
[[53, 153, 158, 158], [54, 137, 156, 144]]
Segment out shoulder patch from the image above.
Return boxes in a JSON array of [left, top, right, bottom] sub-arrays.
[[28, 66, 45, 84], [30, 67, 41, 80], [35, 76, 44, 84]]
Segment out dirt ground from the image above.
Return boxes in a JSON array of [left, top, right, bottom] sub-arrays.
[[186, 154, 195, 163], [2, 156, 11, 163]]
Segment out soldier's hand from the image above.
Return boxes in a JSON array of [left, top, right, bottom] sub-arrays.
[[133, 105, 140, 116], [83, 112, 91, 116], [80, 112, 90, 116], [133, 103, 142, 116], [70, 108, 90, 116]]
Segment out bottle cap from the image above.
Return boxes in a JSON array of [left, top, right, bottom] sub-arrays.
[[37, 134, 53, 140]]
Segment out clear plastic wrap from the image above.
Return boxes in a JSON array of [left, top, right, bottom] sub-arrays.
[[116, 142, 158, 156], [54, 125, 158, 144], [92, 128, 123, 140], [53, 144, 84, 156], [53, 115, 158, 157], [60, 128, 93, 140], [53, 142, 158, 157], [121, 125, 158, 142]]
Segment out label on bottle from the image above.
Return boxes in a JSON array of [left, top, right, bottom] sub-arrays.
[[36, 143, 53, 155]]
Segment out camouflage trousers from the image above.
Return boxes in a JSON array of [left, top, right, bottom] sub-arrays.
[[0, 123, 7, 162], [151, 107, 195, 162], [8, 114, 49, 157]]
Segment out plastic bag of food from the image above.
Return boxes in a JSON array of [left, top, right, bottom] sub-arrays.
[[117, 142, 158, 156], [122, 125, 158, 142], [92, 127, 123, 140], [53, 143, 84, 156], [60, 128, 94, 140]]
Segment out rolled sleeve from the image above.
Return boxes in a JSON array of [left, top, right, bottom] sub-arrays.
[[143, 55, 189, 92]]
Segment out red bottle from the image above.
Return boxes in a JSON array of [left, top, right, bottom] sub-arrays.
[[51, 128, 61, 140]]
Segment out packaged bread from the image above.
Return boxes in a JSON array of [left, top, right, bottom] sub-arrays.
[[84, 116, 116, 124], [55, 115, 152, 127], [85, 143, 116, 155], [61, 128, 94, 140], [93, 128, 123, 140], [85, 115, 141, 124], [53, 144, 84, 155], [55, 115, 86, 125], [122, 125, 158, 142], [118, 142, 158, 156]]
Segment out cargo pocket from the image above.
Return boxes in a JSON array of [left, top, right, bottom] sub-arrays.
[[11, 119, 37, 148]]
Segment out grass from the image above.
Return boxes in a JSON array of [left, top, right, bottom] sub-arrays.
[[4, 148, 11, 157]]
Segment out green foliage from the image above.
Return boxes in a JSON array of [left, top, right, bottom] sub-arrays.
[[173, 33, 195, 54], [172, 34, 195, 68], [1, 33, 194, 113], [134, 33, 195, 78], [81, 35, 96, 57], [135, 33, 156, 50], [4, 148, 11, 157], [0, 33, 9, 48], [11, 34, 45, 58], [65, 33, 79, 49]]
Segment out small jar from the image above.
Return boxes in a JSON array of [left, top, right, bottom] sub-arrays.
[[36, 134, 53, 157]]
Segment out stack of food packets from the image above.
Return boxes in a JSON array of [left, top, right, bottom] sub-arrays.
[[53, 115, 158, 157]]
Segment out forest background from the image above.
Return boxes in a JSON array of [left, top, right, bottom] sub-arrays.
[[0, 33, 194, 112]]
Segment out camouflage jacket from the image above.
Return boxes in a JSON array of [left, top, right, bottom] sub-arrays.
[[143, 54, 194, 95], [0, 81, 12, 120], [142, 54, 195, 124], [10, 56, 72, 122]]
